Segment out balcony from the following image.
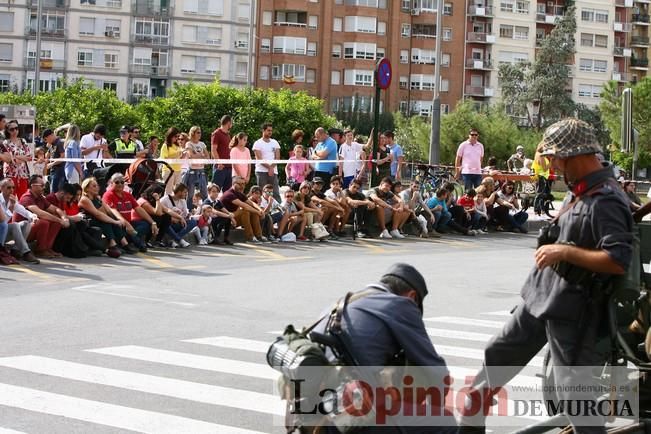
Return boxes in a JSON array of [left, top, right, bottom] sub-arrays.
[[614, 22, 633, 32], [465, 85, 494, 97], [30, 0, 68, 8], [616, 0, 634, 6], [632, 35, 650, 46], [132, 34, 169, 46], [613, 71, 632, 82], [465, 58, 492, 69], [466, 32, 496, 43], [468, 5, 494, 17], [632, 13, 650, 24], [614, 46, 633, 56], [631, 57, 649, 68], [129, 64, 168, 76], [26, 58, 65, 69], [273, 21, 307, 28], [28, 26, 66, 38], [132, 0, 171, 16], [536, 13, 563, 24]]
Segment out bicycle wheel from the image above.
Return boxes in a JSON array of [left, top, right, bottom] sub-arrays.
[[352, 210, 358, 240]]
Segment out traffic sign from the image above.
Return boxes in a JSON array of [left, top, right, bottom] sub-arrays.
[[376, 58, 392, 90]]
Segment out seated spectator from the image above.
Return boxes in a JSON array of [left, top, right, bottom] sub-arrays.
[[203, 183, 236, 245], [426, 188, 471, 236], [624, 181, 641, 211], [191, 191, 203, 214], [133, 184, 171, 248], [78, 177, 134, 258], [17, 175, 69, 258], [295, 181, 322, 240], [221, 176, 264, 243], [247, 186, 271, 242], [473, 186, 489, 233], [0, 178, 39, 264], [279, 189, 306, 239], [493, 180, 528, 233], [369, 177, 411, 239], [191, 205, 212, 245], [343, 178, 375, 238], [400, 180, 438, 237], [260, 183, 286, 241], [310, 177, 345, 240], [479, 176, 498, 222], [160, 183, 200, 247], [103, 173, 158, 251], [324, 175, 351, 236], [457, 189, 484, 235]]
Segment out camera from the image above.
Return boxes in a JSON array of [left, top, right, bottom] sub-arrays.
[[537, 223, 560, 248]]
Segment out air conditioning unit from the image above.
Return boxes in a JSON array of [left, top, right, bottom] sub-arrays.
[[411, 8, 420, 15]]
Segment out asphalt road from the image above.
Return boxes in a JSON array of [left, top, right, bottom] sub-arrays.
[[0, 232, 557, 433]]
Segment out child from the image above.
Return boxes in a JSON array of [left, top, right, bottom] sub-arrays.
[[32, 146, 47, 178], [191, 204, 212, 245], [191, 191, 203, 214], [260, 183, 285, 241], [474, 186, 489, 232], [204, 183, 236, 245], [457, 189, 481, 234], [285, 145, 310, 191]]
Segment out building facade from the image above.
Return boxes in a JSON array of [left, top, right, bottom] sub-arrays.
[[0, 0, 254, 101]]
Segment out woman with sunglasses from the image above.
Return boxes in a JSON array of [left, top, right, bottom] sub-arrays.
[[1, 120, 32, 199], [493, 180, 528, 233], [160, 127, 183, 195]]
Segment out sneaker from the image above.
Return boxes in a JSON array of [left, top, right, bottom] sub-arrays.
[[139, 245, 148, 253], [122, 244, 139, 254], [297, 235, 308, 241], [390, 229, 405, 239], [22, 251, 40, 264], [170, 240, 179, 248], [328, 233, 339, 241], [268, 235, 277, 242], [430, 230, 442, 238], [190, 227, 202, 244], [249, 237, 261, 243], [379, 229, 392, 239], [259, 236, 270, 243], [465, 230, 476, 236], [179, 239, 191, 248], [518, 226, 528, 234], [355, 231, 366, 239], [199, 239, 208, 245]]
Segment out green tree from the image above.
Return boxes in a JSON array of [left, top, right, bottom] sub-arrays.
[[393, 111, 430, 161], [498, 6, 577, 129]]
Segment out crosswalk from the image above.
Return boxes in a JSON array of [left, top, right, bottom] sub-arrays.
[[0, 310, 554, 433]]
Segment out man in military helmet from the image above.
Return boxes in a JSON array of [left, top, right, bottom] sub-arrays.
[[458, 119, 634, 434]]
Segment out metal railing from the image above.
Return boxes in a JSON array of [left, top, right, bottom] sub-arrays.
[[465, 58, 492, 69], [466, 32, 495, 43]]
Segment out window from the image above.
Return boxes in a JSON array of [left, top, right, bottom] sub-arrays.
[[0, 43, 11, 62], [595, 10, 608, 23], [514, 26, 529, 40], [344, 69, 373, 86], [0, 74, 9, 92], [104, 52, 118, 68], [410, 74, 435, 90], [182, 25, 197, 42], [582, 8, 608, 23], [595, 35, 607, 48], [260, 66, 269, 80], [261, 38, 270, 53], [308, 16, 318, 29], [500, 0, 513, 12], [498, 51, 528, 64], [594, 59, 607, 72], [441, 104, 449, 114], [331, 70, 341, 85], [332, 44, 342, 58], [273, 37, 307, 55], [238, 3, 250, 21], [443, 28, 452, 41], [399, 76, 408, 89], [103, 81, 117, 92], [236, 61, 248, 77], [401, 24, 410, 37], [263, 11, 272, 25], [307, 69, 316, 83], [77, 50, 93, 66], [580, 33, 593, 47], [581, 9, 594, 22], [516, 1, 529, 13], [79, 17, 95, 35], [344, 16, 377, 33], [443, 2, 452, 15], [134, 18, 169, 45], [184, 0, 224, 16], [346, 0, 387, 6], [376, 47, 385, 59], [271, 64, 306, 81], [499, 25, 513, 39], [579, 58, 592, 72], [344, 42, 377, 59], [442, 53, 450, 66], [440, 78, 449, 92], [206, 57, 220, 73], [333, 17, 342, 32], [578, 84, 602, 98], [181, 55, 196, 73], [411, 48, 436, 64], [377, 21, 386, 35], [0, 12, 14, 32], [307, 42, 317, 56], [400, 50, 409, 64], [105, 19, 120, 37]]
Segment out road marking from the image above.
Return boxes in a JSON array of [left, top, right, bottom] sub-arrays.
[[436, 344, 543, 367], [0, 428, 27, 434], [423, 316, 505, 329], [483, 311, 513, 317], [357, 239, 386, 253], [69, 286, 196, 308], [87, 346, 278, 380], [8, 264, 59, 280], [0, 382, 267, 434], [256, 255, 313, 262], [137, 252, 172, 268], [0, 355, 283, 417], [426, 328, 494, 343]]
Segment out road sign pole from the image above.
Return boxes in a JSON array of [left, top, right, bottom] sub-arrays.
[[372, 58, 392, 187], [371, 85, 381, 187]]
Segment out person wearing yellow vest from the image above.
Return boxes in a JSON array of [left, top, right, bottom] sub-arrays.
[[531, 147, 552, 216], [111, 126, 137, 159]]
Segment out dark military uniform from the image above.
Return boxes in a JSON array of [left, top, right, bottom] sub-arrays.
[[459, 119, 634, 434]]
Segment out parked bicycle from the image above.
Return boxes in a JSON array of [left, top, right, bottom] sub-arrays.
[[414, 164, 464, 200]]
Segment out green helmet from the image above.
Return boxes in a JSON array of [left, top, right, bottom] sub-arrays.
[[539, 118, 602, 159]]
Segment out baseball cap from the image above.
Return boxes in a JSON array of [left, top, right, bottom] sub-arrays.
[[313, 177, 324, 184], [383, 263, 428, 310]]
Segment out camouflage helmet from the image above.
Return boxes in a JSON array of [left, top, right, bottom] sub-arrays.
[[538, 118, 602, 159]]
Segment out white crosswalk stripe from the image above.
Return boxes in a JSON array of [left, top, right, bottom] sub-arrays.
[[424, 316, 506, 329], [0, 429, 27, 434]]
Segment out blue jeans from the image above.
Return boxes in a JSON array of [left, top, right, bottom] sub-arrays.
[[49, 169, 66, 193], [342, 176, 354, 189], [168, 219, 197, 242], [462, 174, 483, 191], [508, 210, 528, 229], [130, 220, 151, 246], [182, 170, 208, 209], [211, 167, 232, 191], [433, 210, 451, 231], [0, 220, 8, 245]]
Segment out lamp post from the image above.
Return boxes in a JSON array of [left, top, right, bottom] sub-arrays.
[[246, 0, 256, 88], [428, 0, 444, 165], [33, 0, 43, 96]]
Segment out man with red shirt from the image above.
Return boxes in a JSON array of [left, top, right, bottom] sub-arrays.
[[211, 115, 233, 191], [221, 176, 264, 242], [102, 173, 157, 253], [16, 175, 69, 258]]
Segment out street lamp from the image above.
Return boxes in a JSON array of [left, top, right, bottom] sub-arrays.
[[428, 0, 444, 165], [33, 0, 43, 96]]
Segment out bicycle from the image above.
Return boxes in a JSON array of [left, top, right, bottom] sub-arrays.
[[414, 164, 464, 201]]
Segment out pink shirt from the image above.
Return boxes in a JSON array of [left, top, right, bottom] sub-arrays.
[[286, 157, 309, 183], [230, 146, 251, 179], [456, 140, 484, 175]]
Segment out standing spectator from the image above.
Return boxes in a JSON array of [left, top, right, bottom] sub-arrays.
[[145, 136, 159, 159], [455, 128, 484, 191], [385, 131, 404, 182], [32, 147, 47, 177], [310, 127, 338, 186], [0, 114, 5, 142], [160, 127, 183, 194], [79, 124, 108, 178], [343, 178, 376, 238], [130, 126, 148, 158], [17, 175, 69, 258], [290, 129, 304, 156], [221, 176, 264, 243], [181, 125, 209, 208], [43, 129, 65, 193], [110, 126, 137, 159], [369, 177, 411, 239], [375, 132, 391, 182], [211, 115, 233, 191], [532, 146, 552, 216], [229, 132, 251, 185], [160, 183, 199, 248], [507, 145, 526, 172], [305, 136, 318, 181], [2, 120, 32, 199], [102, 173, 156, 252], [338, 130, 364, 188], [285, 144, 310, 190], [624, 181, 642, 211], [204, 183, 236, 245], [252, 123, 281, 202], [0, 178, 39, 264], [64, 125, 83, 185]]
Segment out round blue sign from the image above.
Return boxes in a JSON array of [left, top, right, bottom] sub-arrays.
[[376, 58, 392, 89]]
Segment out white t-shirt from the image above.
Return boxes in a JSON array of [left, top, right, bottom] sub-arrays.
[[79, 132, 106, 160], [325, 188, 343, 201], [339, 142, 363, 177], [161, 194, 189, 219], [252, 138, 281, 174]]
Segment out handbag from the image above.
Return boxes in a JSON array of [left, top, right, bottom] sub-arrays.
[[310, 222, 329, 240]]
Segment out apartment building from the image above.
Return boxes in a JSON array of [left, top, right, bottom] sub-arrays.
[[254, 0, 465, 117], [0, 0, 253, 101]]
